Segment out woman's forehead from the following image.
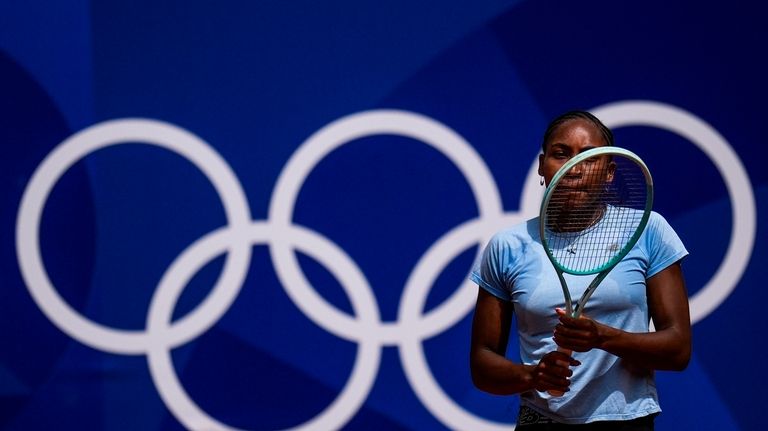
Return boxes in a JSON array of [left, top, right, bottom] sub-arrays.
[[546, 119, 606, 147]]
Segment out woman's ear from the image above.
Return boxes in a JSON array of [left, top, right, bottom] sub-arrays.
[[606, 161, 616, 182], [537, 153, 544, 176]]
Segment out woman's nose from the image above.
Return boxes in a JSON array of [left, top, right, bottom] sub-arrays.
[[568, 162, 583, 176]]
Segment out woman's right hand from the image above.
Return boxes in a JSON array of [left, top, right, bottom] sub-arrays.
[[531, 350, 580, 394]]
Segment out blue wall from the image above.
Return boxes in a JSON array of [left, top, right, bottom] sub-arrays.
[[1, 1, 765, 429]]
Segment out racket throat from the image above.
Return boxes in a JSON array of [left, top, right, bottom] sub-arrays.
[[555, 271, 575, 317]]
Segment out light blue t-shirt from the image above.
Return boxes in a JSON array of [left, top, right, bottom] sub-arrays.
[[470, 211, 688, 424]]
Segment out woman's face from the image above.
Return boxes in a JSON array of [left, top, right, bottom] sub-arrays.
[[538, 119, 614, 217], [538, 118, 611, 187]]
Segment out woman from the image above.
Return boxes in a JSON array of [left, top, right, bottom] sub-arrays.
[[469, 110, 690, 430]]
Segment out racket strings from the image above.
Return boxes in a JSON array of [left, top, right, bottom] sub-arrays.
[[544, 155, 648, 273]]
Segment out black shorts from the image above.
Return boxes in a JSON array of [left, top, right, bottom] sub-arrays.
[[516, 406, 656, 431]]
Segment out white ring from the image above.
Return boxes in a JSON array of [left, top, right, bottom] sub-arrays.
[[15, 119, 252, 354], [591, 101, 755, 323], [399, 217, 520, 431], [146, 222, 381, 431], [268, 110, 503, 343]]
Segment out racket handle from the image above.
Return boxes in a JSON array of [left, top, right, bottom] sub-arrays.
[[546, 347, 573, 397]]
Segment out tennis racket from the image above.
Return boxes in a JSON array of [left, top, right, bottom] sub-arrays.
[[539, 146, 653, 396]]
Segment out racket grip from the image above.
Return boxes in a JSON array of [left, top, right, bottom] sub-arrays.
[[546, 347, 573, 397]]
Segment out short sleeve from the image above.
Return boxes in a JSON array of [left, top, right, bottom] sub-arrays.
[[470, 233, 513, 301], [644, 212, 688, 278]]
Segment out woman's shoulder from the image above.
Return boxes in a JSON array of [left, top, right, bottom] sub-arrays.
[[640, 210, 687, 253], [647, 210, 677, 233], [487, 217, 540, 248]]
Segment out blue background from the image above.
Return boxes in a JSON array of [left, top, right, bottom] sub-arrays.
[[1, 1, 766, 429]]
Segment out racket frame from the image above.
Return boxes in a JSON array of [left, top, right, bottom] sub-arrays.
[[539, 146, 654, 319]]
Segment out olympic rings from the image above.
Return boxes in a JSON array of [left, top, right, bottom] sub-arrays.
[[16, 102, 754, 430]]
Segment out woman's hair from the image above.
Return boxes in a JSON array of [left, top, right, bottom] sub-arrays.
[[541, 110, 614, 152]]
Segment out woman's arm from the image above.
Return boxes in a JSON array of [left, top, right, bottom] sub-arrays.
[[553, 262, 691, 370], [470, 288, 579, 395]]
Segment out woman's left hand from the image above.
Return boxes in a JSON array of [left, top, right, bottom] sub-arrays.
[[553, 308, 611, 352]]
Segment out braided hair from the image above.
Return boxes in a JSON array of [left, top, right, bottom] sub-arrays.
[[541, 110, 614, 152]]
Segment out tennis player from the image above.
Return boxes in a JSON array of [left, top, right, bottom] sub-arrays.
[[469, 110, 691, 430]]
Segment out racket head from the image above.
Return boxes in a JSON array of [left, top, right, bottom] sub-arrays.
[[539, 147, 653, 276]]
